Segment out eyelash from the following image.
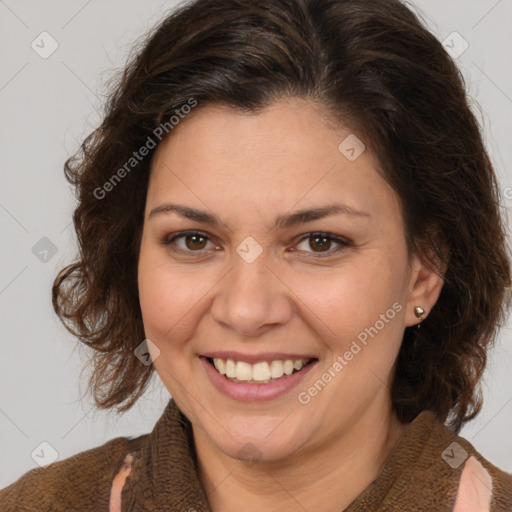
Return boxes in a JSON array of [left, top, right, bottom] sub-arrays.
[[161, 230, 352, 258]]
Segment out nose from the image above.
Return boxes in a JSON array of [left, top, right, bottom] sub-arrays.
[[210, 248, 293, 338]]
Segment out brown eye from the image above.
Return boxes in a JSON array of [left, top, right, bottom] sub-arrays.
[[293, 232, 351, 257], [309, 235, 331, 252], [184, 233, 208, 250], [162, 231, 216, 256]]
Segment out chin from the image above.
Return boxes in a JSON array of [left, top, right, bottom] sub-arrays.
[[220, 436, 301, 465], [202, 414, 308, 464]]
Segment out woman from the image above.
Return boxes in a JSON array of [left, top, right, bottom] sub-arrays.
[[1, 0, 511, 510]]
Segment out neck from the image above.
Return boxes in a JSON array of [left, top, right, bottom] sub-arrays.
[[194, 401, 409, 512]]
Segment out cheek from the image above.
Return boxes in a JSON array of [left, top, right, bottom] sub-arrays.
[[308, 260, 400, 326], [138, 265, 173, 332], [137, 247, 194, 342], [302, 256, 406, 364], [137, 244, 224, 353]]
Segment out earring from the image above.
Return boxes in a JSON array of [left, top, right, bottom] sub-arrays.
[[414, 306, 425, 325], [414, 306, 425, 318]]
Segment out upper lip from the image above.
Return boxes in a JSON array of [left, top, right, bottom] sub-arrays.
[[201, 351, 317, 364]]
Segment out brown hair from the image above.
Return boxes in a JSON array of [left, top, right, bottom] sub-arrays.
[[52, 0, 511, 432]]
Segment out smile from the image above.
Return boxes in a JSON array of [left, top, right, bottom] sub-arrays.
[[200, 351, 318, 401], [209, 357, 314, 384]]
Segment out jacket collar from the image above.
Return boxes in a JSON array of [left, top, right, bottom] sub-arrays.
[[121, 398, 490, 511], [121, 398, 211, 511]]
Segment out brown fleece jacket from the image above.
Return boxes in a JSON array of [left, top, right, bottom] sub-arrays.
[[1, 398, 511, 511]]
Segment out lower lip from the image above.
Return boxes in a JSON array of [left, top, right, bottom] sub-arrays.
[[200, 357, 317, 402]]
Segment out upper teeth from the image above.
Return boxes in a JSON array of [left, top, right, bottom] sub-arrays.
[[212, 358, 310, 382]]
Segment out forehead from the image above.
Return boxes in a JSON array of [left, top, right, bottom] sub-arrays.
[[146, 98, 400, 225], [153, 98, 350, 164]]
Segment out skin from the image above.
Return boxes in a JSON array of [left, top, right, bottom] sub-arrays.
[[137, 97, 444, 511]]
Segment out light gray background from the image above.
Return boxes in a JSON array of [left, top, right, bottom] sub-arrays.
[[1, 0, 511, 489]]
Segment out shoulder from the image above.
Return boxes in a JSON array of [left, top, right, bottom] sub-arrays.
[[423, 412, 512, 511], [0, 434, 149, 512], [394, 411, 512, 511], [454, 437, 512, 512]]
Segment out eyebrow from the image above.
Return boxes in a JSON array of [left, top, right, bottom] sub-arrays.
[[149, 202, 370, 230]]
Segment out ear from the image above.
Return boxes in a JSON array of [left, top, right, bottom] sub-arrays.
[[404, 250, 445, 327]]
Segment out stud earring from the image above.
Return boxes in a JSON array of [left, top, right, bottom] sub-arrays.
[[414, 306, 425, 329], [414, 306, 425, 322]]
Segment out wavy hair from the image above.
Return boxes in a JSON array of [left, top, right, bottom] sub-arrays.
[[52, 0, 511, 432]]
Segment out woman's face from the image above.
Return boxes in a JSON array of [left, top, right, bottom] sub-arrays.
[[138, 97, 441, 463]]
